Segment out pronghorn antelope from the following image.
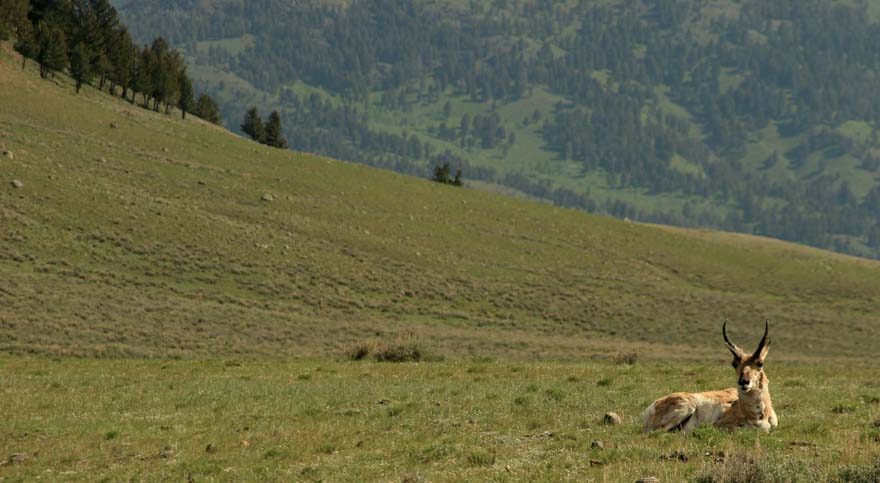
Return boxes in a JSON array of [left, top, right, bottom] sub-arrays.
[[643, 320, 777, 433]]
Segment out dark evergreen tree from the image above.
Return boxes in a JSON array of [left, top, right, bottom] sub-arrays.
[[108, 27, 135, 99], [241, 106, 265, 142], [14, 21, 37, 69], [264, 110, 288, 148], [0, 0, 29, 40], [148, 37, 170, 111], [195, 93, 222, 124], [69, 41, 92, 93], [432, 162, 452, 184], [177, 70, 194, 119], [136, 45, 155, 108], [36, 21, 67, 79]]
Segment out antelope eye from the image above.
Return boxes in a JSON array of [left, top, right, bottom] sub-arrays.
[[756, 362, 764, 368]]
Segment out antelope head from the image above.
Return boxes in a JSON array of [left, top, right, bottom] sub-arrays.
[[723, 320, 770, 393]]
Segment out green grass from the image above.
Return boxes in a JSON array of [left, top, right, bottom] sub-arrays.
[[1, 355, 879, 481], [2, 43, 880, 361]]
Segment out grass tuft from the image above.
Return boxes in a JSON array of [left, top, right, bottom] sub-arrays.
[[832, 401, 861, 414], [465, 450, 496, 467], [345, 342, 375, 361], [373, 343, 426, 363], [613, 352, 638, 365]]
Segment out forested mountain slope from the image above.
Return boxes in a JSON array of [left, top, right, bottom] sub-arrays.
[[114, 0, 880, 259], [2, 43, 880, 361]]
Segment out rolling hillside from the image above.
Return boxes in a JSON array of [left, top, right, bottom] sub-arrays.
[[2, 43, 879, 361], [113, 0, 880, 259]]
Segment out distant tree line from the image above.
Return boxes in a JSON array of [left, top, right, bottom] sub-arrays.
[[0, 0, 221, 123], [113, 0, 880, 258]]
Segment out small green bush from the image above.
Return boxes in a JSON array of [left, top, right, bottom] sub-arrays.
[[374, 343, 425, 362], [345, 342, 373, 361], [832, 401, 861, 414], [545, 388, 565, 402], [466, 450, 496, 467]]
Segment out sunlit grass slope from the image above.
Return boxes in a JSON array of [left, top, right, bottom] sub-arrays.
[[1, 44, 879, 361]]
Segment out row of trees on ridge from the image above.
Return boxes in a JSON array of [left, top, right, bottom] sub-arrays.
[[1, 0, 221, 124]]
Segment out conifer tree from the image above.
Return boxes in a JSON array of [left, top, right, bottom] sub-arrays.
[[69, 41, 92, 93], [432, 162, 451, 184], [196, 94, 222, 125], [137, 45, 155, 108], [264, 110, 288, 148], [149, 37, 170, 111], [109, 27, 135, 99], [0, 0, 29, 41], [14, 21, 37, 69], [36, 21, 67, 79], [88, 0, 119, 88], [124, 41, 140, 103], [177, 71, 194, 119], [241, 107, 265, 142]]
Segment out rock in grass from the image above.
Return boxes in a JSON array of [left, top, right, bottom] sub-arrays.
[[205, 444, 217, 454], [261, 193, 274, 202], [7, 453, 30, 464], [591, 440, 604, 449], [10, 179, 23, 189], [2, 149, 12, 159], [110, 122, 119, 129], [660, 450, 688, 462], [603, 412, 621, 425], [636, 478, 660, 483]]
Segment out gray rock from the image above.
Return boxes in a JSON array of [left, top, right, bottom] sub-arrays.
[[636, 478, 659, 483], [10, 180, 24, 189], [7, 453, 30, 464], [591, 440, 604, 449], [110, 122, 119, 129], [261, 193, 274, 202], [2, 150, 13, 159], [603, 412, 622, 425]]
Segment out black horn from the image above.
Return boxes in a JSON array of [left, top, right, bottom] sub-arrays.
[[722, 320, 743, 358], [752, 319, 770, 358]]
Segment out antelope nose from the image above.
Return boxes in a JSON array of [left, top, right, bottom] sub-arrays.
[[739, 379, 749, 387]]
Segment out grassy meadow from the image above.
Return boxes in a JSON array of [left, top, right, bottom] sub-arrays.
[[2, 43, 880, 481], [2, 356, 880, 481]]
